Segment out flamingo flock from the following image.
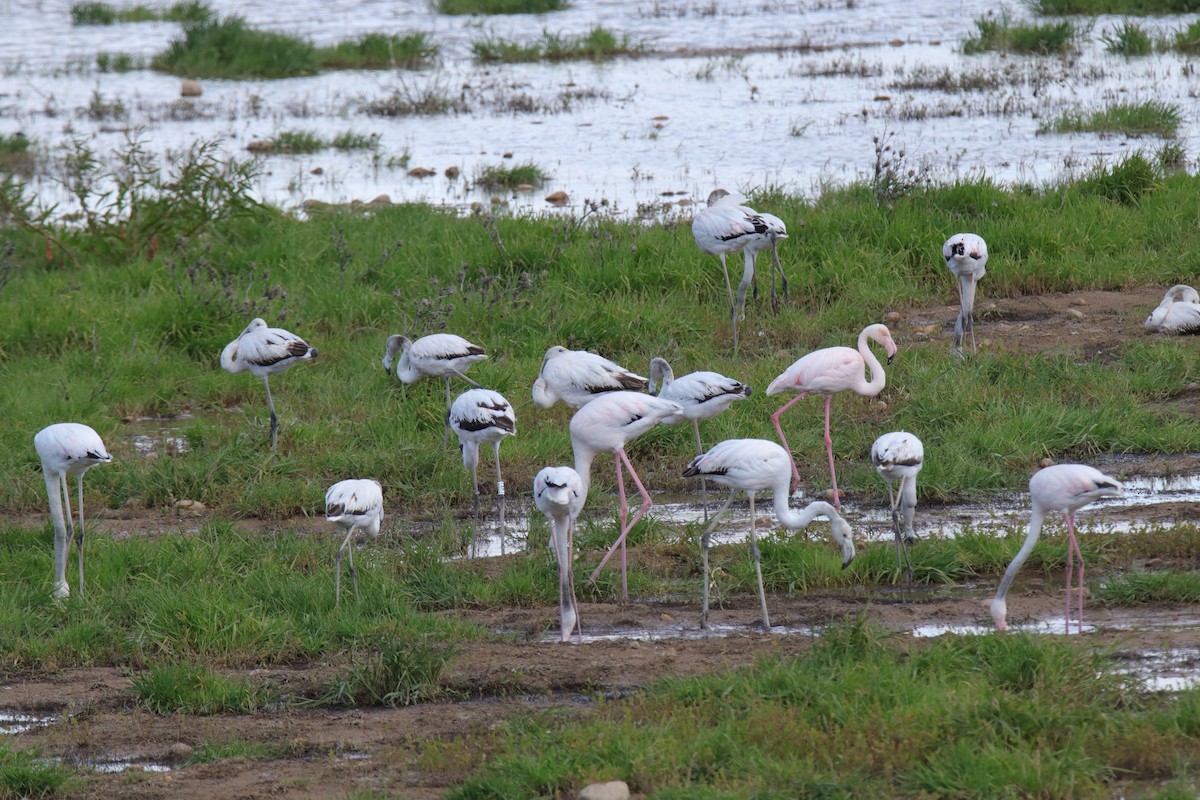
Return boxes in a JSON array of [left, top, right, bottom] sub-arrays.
[[35, 199, 1143, 640]]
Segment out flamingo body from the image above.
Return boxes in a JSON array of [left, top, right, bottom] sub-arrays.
[[534, 466, 586, 642], [1145, 285, 1200, 334], [943, 233, 988, 353], [871, 431, 924, 583], [383, 333, 487, 445], [34, 422, 113, 599], [990, 464, 1123, 632], [325, 478, 383, 605], [532, 346, 647, 409], [222, 317, 317, 451], [449, 388, 516, 548]]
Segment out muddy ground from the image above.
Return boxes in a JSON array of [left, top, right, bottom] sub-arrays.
[[5, 286, 1200, 799]]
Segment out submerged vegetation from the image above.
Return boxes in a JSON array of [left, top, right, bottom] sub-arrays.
[[436, 0, 569, 13], [962, 10, 1076, 54], [474, 161, 551, 190], [1027, 0, 1200, 12], [1042, 100, 1182, 138], [70, 0, 211, 25], [471, 25, 641, 63]]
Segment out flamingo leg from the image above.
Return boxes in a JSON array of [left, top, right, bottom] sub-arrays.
[[348, 533, 360, 601], [771, 240, 788, 313], [747, 492, 770, 631], [555, 517, 579, 642], [735, 249, 754, 325], [719, 253, 735, 324], [450, 367, 482, 389], [822, 396, 841, 510], [76, 473, 86, 595], [443, 378, 452, 447], [700, 489, 738, 630], [589, 449, 652, 603], [45, 470, 70, 600], [470, 458, 482, 557], [693, 418, 709, 523], [1065, 512, 1086, 634], [334, 525, 356, 606], [494, 441, 506, 557], [59, 473, 78, 599], [262, 375, 278, 452], [770, 391, 809, 493]]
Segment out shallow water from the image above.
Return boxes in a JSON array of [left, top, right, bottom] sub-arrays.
[[0, 710, 56, 735], [5, 0, 1200, 218]]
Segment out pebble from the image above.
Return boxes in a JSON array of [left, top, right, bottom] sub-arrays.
[[368, 194, 392, 206], [174, 499, 205, 515], [884, 311, 902, 323], [407, 167, 436, 178], [516, 183, 536, 193], [545, 191, 569, 206], [310, 167, 323, 175], [1038, 457, 1056, 469], [659, 613, 673, 622], [578, 780, 630, 800], [822, 488, 844, 504], [1065, 308, 1084, 319], [245, 140, 273, 153], [180, 79, 201, 97], [1069, 298, 1087, 306], [168, 742, 193, 760], [444, 165, 461, 179]]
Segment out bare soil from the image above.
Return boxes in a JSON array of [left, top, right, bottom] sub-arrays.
[[6, 286, 1200, 799]]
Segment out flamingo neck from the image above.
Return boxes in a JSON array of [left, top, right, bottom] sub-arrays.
[[532, 377, 556, 409], [857, 328, 887, 396], [220, 340, 245, 374], [773, 493, 834, 531], [995, 504, 1047, 605], [573, 446, 598, 497]]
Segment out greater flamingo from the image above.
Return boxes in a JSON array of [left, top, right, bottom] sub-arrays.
[[34, 422, 112, 600], [532, 345, 647, 409], [648, 356, 751, 516], [870, 431, 924, 585], [1144, 285, 1200, 334], [383, 333, 487, 445], [990, 463, 1124, 633], [683, 439, 855, 630], [448, 388, 516, 552], [221, 317, 318, 452], [534, 467, 586, 642], [739, 209, 789, 316], [943, 233, 988, 354], [766, 323, 898, 507], [569, 391, 684, 601], [325, 478, 383, 605]]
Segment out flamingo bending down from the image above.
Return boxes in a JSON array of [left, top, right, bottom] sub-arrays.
[[534, 467, 586, 642], [766, 323, 898, 507], [325, 479, 383, 605], [569, 391, 684, 602], [990, 464, 1124, 633], [1144, 285, 1200, 334], [221, 318, 318, 452], [34, 423, 112, 600], [648, 356, 751, 515], [943, 233, 988, 354], [683, 439, 855, 630], [383, 333, 487, 445], [738, 210, 789, 317], [532, 345, 647, 409], [449, 388, 516, 553], [870, 431, 924, 585]]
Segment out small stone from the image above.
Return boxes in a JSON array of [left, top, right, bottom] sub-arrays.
[[180, 79, 202, 97], [1065, 308, 1084, 319], [874, 95, 891, 102], [123, 497, 145, 509], [651, 114, 669, 120], [310, 167, 323, 175], [1038, 457, 1056, 469], [822, 488, 844, 504], [245, 140, 273, 153], [174, 499, 206, 515], [407, 166, 436, 178], [884, 311, 902, 323], [659, 613, 673, 622], [874, 400, 888, 410], [368, 194, 392, 206], [444, 165, 461, 179], [578, 780, 631, 800], [889, 38, 905, 46], [1069, 298, 1087, 306], [516, 183, 536, 193], [502, 151, 513, 158], [545, 191, 569, 206], [677, 197, 692, 206], [168, 742, 193, 760]]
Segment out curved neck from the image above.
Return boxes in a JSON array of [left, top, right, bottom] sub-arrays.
[[995, 504, 1047, 605], [857, 329, 887, 395], [773, 494, 834, 531], [647, 358, 673, 396], [573, 446, 598, 497], [220, 341, 245, 374], [532, 377, 556, 409]]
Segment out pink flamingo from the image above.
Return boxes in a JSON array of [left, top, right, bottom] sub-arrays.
[[534, 466, 586, 642], [569, 391, 684, 602], [766, 323, 898, 507], [991, 464, 1124, 633]]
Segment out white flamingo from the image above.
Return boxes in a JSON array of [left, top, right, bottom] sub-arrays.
[[648, 357, 751, 516], [739, 209, 789, 316], [943, 233, 988, 354], [683, 438, 856, 630], [766, 323, 898, 507], [870, 431, 924, 585], [221, 318, 318, 452], [325, 478, 384, 606], [34, 423, 113, 600], [534, 467, 586, 642], [448, 388, 516, 553], [990, 463, 1124, 633], [569, 391, 684, 602], [383, 333, 487, 445], [532, 345, 647, 409], [1145, 285, 1200, 334]]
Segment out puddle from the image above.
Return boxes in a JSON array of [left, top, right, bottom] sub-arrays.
[[537, 620, 815, 644], [121, 415, 192, 458], [88, 757, 172, 774], [1116, 648, 1200, 692], [0, 711, 56, 735], [911, 619, 1099, 637]]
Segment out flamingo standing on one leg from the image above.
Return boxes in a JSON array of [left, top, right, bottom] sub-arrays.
[[532, 345, 647, 409], [870, 431, 924, 587], [34, 423, 112, 600], [221, 318, 318, 452], [682, 439, 855, 630], [766, 323, 898, 507], [943, 233, 988, 354], [383, 333, 487, 446], [534, 466, 586, 642], [990, 463, 1124, 633], [648, 356, 751, 518], [1145, 285, 1200, 334], [449, 388, 516, 554], [325, 479, 383, 606], [569, 391, 684, 602]]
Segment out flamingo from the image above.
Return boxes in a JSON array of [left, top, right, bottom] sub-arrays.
[[682, 439, 855, 630], [448, 388, 516, 553], [738, 209, 789, 317], [569, 391, 685, 602], [766, 323, 898, 507], [691, 189, 788, 350], [325, 478, 383, 605], [534, 467, 586, 642], [532, 345, 647, 409], [943, 233, 988, 354], [34, 423, 112, 600], [1144, 285, 1200, 334], [221, 318, 318, 452], [870, 431, 924, 585], [648, 356, 752, 516], [383, 333, 487, 445], [990, 463, 1124, 633]]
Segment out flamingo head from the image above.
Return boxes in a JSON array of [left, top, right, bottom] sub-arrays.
[[834, 517, 856, 569], [865, 323, 898, 365]]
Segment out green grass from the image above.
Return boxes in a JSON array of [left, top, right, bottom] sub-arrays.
[[71, 1, 212, 25], [315, 32, 438, 70], [319, 633, 458, 707], [963, 10, 1076, 54], [270, 130, 326, 154], [1103, 20, 1153, 55], [436, 0, 569, 13], [0, 742, 73, 797], [330, 131, 380, 151], [187, 738, 291, 764], [1095, 571, 1200, 604], [474, 161, 551, 190], [442, 618, 1200, 797], [1041, 101, 1181, 138], [131, 662, 276, 713], [1027, 0, 1200, 11], [472, 26, 641, 63], [96, 52, 144, 72], [1170, 19, 1200, 54]]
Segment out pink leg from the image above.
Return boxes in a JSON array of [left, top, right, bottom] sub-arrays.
[[1066, 513, 1085, 634], [589, 449, 653, 603], [823, 396, 840, 510], [1064, 512, 1073, 634], [770, 392, 808, 492]]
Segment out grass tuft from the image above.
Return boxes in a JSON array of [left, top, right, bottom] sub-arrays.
[[1103, 20, 1153, 55], [0, 742, 73, 797], [474, 161, 550, 190], [71, 0, 211, 25], [1028, 0, 1200, 11], [321, 634, 458, 707], [270, 130, 325, 154], [472, 26, 641, 63], [316, 32, 438, 70], [1073, 152, 1162, 204], [437, 0, 569, 13], [963, 10, 1075, 54], [1042, 100, 1181, 137], [131, 662, 275, 714]]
